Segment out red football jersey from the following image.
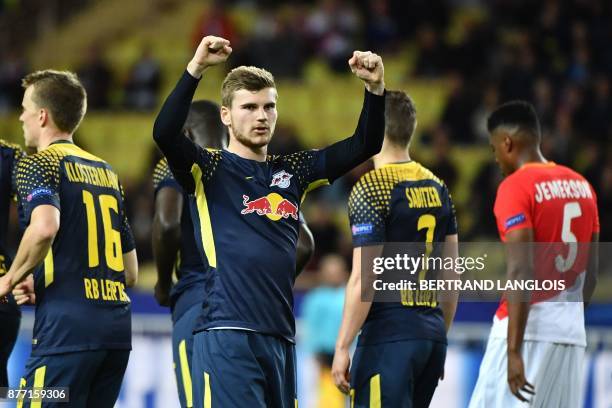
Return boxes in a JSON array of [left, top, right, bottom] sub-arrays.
[[494, 162, 599, 243], [493, 162, 599, 328]]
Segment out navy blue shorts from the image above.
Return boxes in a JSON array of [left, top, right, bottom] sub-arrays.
[[350, 339, 446, 408], [172, 302, 200, 408], [18, 349, 130, 408], [0, 310, 20, 390], [192, 330, 296, 408]]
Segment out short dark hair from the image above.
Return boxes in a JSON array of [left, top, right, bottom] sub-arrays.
[[385, 90, 417, 146], [22, 70, 87, 134], [221, 66, 275, 107], [487, 101, 541, 141], [184, 100, 228, 149]]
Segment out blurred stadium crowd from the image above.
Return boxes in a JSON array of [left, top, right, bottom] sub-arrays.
[[1, 0, 611, 294]]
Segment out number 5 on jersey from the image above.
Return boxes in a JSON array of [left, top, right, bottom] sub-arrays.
[[556, 201, 581, 273], [82, 190, 124, 271]]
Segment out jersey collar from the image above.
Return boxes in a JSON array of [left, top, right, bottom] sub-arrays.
[[48, 139, 74, 146], [519, 161, 556, 170], [381, 160, 416, 168]]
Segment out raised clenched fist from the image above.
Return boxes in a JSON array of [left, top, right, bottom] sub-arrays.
[[348, 51, 385, 95], [187, 36, 233, 78]]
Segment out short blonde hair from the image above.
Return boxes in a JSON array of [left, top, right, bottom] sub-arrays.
[[221, 66, 275, 107], [22, 70, 87, 134]]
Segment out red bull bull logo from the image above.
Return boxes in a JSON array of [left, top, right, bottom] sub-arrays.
[[241, 193, 298, 221]]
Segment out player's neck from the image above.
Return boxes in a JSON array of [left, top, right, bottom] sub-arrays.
[[516, 149, 547, 168], [373, 140, 410, 168], [227, 139, 268, 162], [37, 130, 73, 152]]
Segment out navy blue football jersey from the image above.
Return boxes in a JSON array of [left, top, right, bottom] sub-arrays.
[[15, 140, 135, 355], [173, 148, 327, 341], [349, 162, 457, 345], [0, 139, 24, 312]]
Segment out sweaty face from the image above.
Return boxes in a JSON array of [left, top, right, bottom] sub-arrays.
[[222, 88, 278, 150], [19, 86, 42, 148]]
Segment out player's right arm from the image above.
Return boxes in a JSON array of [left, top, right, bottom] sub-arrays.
[[440, 233, 459, 332], [332, 178, 384, 393], [505, 227, 535, 402], [0, 205, 59, 296], [494, 179, 535, 401], [123, 249, 138, 288], [332, 246, 375, 394], [153, 36, 231, 192], [0, 156, 61, 297]]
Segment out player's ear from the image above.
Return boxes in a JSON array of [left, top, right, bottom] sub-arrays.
[[502, 134, 513, 153], [220, 106, 231, 127], [39, 108, 48, 128]]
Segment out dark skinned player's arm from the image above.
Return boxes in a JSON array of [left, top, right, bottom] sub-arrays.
[[505, 227, 535, 401], [296, 220, 314, 275], [152, 187, 183, 306], [505, 228, 533, 356]]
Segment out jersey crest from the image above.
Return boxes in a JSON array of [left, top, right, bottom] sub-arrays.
[[270, 170, 293, 189]]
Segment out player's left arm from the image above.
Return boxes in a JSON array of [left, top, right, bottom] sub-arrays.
[[505, 227, 535, 402], [440, 189, 460, 333], [321, 51, 385, 183], [0, 205, 59, 297], [584, 187, 600, 307], [296, 215, 314, 274], [583, 232, 599, 307]]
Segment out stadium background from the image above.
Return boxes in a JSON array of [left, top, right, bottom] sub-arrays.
[[0, 0, 611, 406]]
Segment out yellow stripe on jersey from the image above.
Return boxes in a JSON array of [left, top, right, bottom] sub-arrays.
[[16, 377, 26, 408], [82, 190, 99, 267], [44, 249, 54, 287], [179, 340, 193, 408], [191, 164, 217, 268], [301, 178, 329, 203], [31, 366, 46, 408], [369, 374, 381, 408], [350, 389, 355, 408], [204, 372, 212, 408]]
